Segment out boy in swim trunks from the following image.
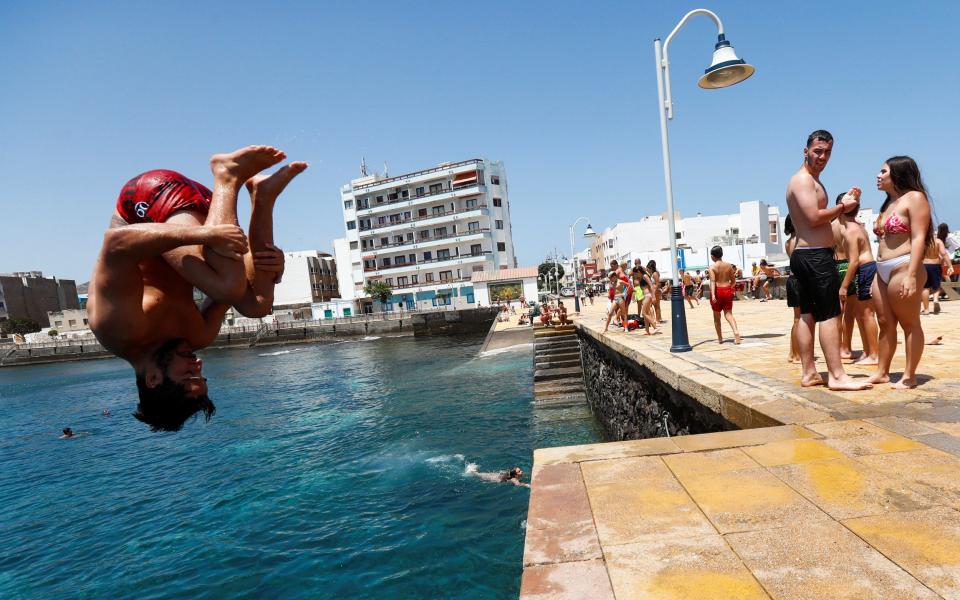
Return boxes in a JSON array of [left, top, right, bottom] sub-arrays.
[[785, 129, 871, 391], [834, 193, 880, 365], [708, 246, 741, 344], [89, 146, 308, 431]]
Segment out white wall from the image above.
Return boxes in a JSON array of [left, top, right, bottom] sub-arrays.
[[333, 238, 356, 301], [272, 252, 315, 305]]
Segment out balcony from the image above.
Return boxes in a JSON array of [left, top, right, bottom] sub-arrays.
[[362, 228, 490, 257], [355, 182, 485, 217], [359, 205, 488, 236], [351, 158, 483, 193], [363, 251, 492, 276], [385, 276, 473, 291]]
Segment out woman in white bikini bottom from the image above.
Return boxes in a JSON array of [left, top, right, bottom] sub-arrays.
[[875, 254, 911, 284]]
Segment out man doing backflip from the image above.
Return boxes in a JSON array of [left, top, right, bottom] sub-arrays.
[[88, 145, 307, 431], [785, 130, 871, 390]]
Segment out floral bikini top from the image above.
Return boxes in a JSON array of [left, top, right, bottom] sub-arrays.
[[875, 211, 910, 237]]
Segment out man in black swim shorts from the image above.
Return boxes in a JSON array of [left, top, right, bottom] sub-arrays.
[[785, 130, 871, 391]]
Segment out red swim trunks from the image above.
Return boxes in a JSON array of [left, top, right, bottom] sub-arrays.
[[711, 285, 734, 313], [116, 169, 212, 224]]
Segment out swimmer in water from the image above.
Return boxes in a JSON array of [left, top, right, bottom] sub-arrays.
[[88, 146, 307, 432], [499, 467, 529, 487], [60, 427, 74, 439]]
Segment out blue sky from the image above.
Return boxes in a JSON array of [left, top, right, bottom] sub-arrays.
[[2, 1, 958, 282]]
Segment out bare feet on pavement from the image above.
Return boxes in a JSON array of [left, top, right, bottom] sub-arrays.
[[827, 376, 873, 391], [801, 374, 825, 387]]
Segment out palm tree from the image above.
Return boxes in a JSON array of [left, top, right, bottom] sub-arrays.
[[363, 280, 394, 312]]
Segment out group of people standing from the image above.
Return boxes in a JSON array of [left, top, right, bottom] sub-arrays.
[[603, 258, 666, 334], [785, 129, 945, 390]]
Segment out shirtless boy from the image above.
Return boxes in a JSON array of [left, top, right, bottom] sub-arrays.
[[708, 246, 741, 344], [88, 146, 307, 431], [785, 130, 871, 390], [834, 193, 880, 365]]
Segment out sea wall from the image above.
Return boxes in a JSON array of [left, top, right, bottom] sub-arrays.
[[579, 331, 734, 440], [412, 306, 498, 336]]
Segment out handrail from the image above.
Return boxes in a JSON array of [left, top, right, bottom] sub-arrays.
[[355, 181, 483, 214], [365, 251, 491, 273], [359, 204, 488, 234], [364, 228, 490, 255]]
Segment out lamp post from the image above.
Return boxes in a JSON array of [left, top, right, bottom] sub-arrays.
[[654, 8, 755, 352], [569, 217, 596, 314]]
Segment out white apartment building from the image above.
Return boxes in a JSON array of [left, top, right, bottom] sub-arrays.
[[591, 201, 785, 278], [272, 250, 339, 308], [339, 158, 516, 312]]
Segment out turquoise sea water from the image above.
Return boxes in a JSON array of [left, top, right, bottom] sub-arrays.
[[0, 335, 603, 599]]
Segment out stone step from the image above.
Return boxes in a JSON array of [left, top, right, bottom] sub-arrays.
[[534, 393, 587, 407], [534, 358, 581, 370], [535, 377, 585, 395], [534, 366, 584, 382], [535, 352, 580, 365], [535, 344, 580, 357], [534, 331, 577, 341], [534, 338, 579, 350], [534, 329, 576, 339]]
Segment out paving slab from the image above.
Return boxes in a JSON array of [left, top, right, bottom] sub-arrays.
[[519, 559, 615, 600]]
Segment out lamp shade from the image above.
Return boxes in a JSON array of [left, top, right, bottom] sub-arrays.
[[583, 224, 596, 237], [698, 34, 755, 89]]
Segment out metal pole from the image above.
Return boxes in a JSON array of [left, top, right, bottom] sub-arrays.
[[570, 224, 580, 313], [655, 37, 691, 352]]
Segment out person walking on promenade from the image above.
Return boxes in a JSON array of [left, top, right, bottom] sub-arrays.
[[604, 272, 629, 333], [834, 194, 880, 365], [921, 230, 953, 315], [647, 260, 665, 323], [708, 246, 741, 344], [754, 259, 779, 302], [681, 270, 698, 308], [869, 156, 934, 388], [785, 129, 871, 390], [784, 216, 801, 362]]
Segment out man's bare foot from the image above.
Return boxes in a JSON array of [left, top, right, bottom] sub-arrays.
[[868, 372, 890, 384], [828, 376, 873, 391], [788, 356, 801, 363], [801, 374, 825, 387], [246, 161, 309, 205], [891, 377, 918, 389], [926, 335, 944, 345], [853, 355, 879, 366], [717, 338, 724, 344], [734, 333, 742, 345], [210, 145, 286, 186]]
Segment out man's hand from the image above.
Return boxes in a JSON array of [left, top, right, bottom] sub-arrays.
[[253, 243, 285, 283], [839, 286, 847, 311], [839, 187, 862, 213], [204, 225, 248, 260]]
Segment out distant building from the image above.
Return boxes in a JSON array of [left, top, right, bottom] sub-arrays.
[[47, 308, 89, 333], [339, 158, 515, 312], [272, 250, 340, 308], [471, 267, 539, 306], [0, 271, 80, 327]]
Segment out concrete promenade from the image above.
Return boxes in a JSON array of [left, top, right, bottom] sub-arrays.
[[521, 296, 960, 599]]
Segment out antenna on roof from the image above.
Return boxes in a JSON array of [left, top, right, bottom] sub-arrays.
[[360, 157, 368, 177], [383, 161, 389, 178]]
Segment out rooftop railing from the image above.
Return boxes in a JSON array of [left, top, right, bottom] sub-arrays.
[[352, 158, 482, 191]]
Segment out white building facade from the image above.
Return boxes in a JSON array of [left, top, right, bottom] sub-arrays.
[[272, 250, 339, 307], [339, 158, 516, 312]]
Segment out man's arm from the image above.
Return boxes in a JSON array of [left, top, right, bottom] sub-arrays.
[[792, 176, 857, 227], [197, 297, 231, 348], [839, 230, 859, 306]]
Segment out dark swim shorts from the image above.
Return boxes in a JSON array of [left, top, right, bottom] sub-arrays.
[[835, 259, 858, 297], [786, 275, 800, 308], [856, 261, 877, 301], [924, 263, 943, 291], [116, 169, 212, 224], [790, 248, 841, 322]]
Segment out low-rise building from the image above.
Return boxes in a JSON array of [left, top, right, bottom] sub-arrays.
[[272, 250, 340, 308], [472, 267, 539, 306], [46, 309, 89, 333]]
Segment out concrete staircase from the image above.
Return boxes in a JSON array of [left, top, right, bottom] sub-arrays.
[[533, 325, 586, 407]]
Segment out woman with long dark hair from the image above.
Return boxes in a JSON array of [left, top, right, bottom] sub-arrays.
[[869, 156, 933, 388]]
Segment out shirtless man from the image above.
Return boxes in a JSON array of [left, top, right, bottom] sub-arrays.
[[681, 270, 698, 308], [785, 130, 870, 390], [89, 146, 307, 431], [708, 246, 741, 344], [834, 194, 880, 365]]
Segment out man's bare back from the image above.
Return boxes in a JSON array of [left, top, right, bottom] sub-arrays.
[[709, 260, 735, 287]]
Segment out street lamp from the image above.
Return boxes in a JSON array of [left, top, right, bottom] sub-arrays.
[[654, 8, 755, 352], [569, 217, 596, 314]]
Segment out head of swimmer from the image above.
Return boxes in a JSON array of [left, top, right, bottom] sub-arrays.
[[508, 467, 524, 481], [133, 339, 215, 432], [803, 129, 833, 173]]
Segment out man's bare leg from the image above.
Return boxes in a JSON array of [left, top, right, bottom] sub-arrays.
[[852, 300, 880, 365], [796, 313, 823, 386], [818, 316, 872, 390], [713, 311, 724, 343], [232, 162, 309, 316], [163, 145, 285, 303], [725, 310, 741, 344]]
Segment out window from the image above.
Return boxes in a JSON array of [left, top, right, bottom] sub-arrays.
[[769, 220, 778, 244], [429, 183, 443, 194], [401, 190, 409, 199], [344, 199, 354, 209], [420, 230, 431, 239], [418, 208, 428, 217], [357, 198, 369, 209], [432, 206, 444, 215], [493, 197, 502, 207], [412, 275, 418, 283], [394, 235, 404, 244], [497, 242, 507, 252], [364, 259, 376, 270], [397, 276, 408, 286], [416, 186, 425, 197], [380, 237, 389, 246], [495, 220, 503, 230], [423, 251, 432, 260], [433, 227, 447, 237], [378, 216, 386, 225], [386, 278, 393, 285], [83, 318, 88, 325], [437, 249, 450, 260], [396, 256, 406, 265], [491, 175, 500, 185], [425, 273, 434, 282], [346, 220, 356, 230], [55, 320, 63, 327], [409, 254, 416, 263], [465, 198, 477, 208], [350, 241, 359, 250], [382, 257, 391, 267], [388, 192, 398, 201], [376, 195, 384, 204], [468, 221, 480, 232], [439, 270, 453, 282], [390, 214, 400, 224], [472, 265, 484, 272], [403, 211, 411, 220], [405, 233, 414, 241], [470, 244, 482, 256]]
